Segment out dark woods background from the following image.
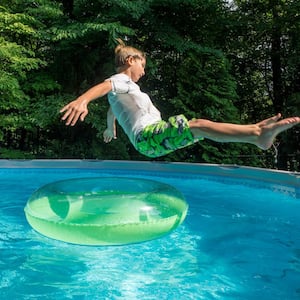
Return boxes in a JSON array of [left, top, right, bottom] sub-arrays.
[[1, 0, 299, 170]]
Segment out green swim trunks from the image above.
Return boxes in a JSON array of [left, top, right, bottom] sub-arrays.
[[135, 114, 203, 158]]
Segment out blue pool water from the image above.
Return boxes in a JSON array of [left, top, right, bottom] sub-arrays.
[[0, 160, 300, 299]]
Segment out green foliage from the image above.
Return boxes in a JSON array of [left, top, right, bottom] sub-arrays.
[[0, 38, 43, 77], [50, 21, 133, 42], [171, 48, 239, 121], [0, 7, 45, 145], [0, 148, 35, 159], [0, 0, 299, 170], [227, 0, 300, 169]]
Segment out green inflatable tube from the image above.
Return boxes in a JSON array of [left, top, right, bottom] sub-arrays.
[[24, 177, 188, 245]]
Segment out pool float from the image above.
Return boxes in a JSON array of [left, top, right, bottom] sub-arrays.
[[24, 177, 188, 245]]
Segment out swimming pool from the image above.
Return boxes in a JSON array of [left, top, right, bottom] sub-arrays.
[[1, 160, 299, 299]]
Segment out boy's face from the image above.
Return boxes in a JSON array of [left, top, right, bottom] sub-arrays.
[[130, 57, 146, 82]]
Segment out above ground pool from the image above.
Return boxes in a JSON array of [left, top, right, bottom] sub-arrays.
[[1, 160, 299, 299]]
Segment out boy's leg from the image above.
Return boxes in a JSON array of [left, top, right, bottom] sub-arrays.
[[189, 113, 300, 150]]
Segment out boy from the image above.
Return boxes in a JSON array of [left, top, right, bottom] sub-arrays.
[[60, 40, 300, 158]]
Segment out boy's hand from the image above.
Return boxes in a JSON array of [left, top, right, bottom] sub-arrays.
[[60, 99, 89, 126], [103, 128, 116, 143]]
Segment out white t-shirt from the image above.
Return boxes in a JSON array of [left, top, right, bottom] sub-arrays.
[[106, 73, 162, 146]]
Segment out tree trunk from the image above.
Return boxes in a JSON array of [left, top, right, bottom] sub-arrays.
[[270, 3, 284, 114], [270, 2, 288, 170]]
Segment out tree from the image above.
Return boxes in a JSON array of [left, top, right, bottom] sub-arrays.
[[0, 5, 45, 155], [1, 0, 298, 169], [226, 0, 300, 169]]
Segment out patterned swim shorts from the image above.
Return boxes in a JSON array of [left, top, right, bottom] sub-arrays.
[[135, 114, 202, 158]]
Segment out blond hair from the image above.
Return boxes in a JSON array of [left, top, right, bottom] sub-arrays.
[[114, 38, 145, 71]]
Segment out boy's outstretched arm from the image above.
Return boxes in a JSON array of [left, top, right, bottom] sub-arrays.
[[103, 106, 116, 143], [60, 80, 112, 126]]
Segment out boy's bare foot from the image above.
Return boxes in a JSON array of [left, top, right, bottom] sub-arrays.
[[256, 114, 300, 150], [256, 113, 282, 127]]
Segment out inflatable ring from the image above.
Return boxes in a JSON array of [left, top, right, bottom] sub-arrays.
[[24, 177, 188, 245]]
